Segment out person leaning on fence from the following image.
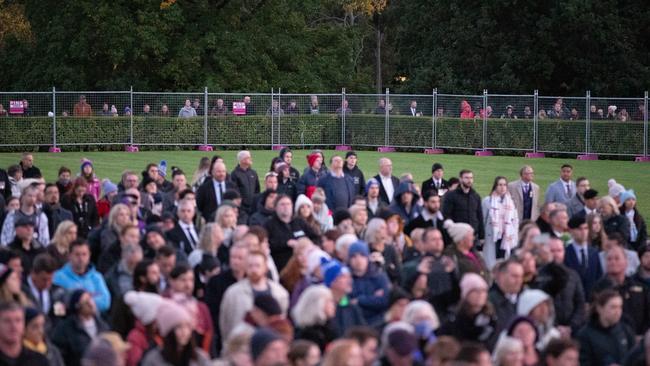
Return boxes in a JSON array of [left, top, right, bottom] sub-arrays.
[[210, 99, 228, 116], [73, 95, 92, 117], [336, 100, 352, 116], [178, 99, 197, 118]]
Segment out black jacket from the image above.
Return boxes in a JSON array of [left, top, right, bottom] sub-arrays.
[[61, 193, 99, 239], [0, 168, 10, 200], [404, 211, 450, 247], [51, 315, 110, 366], [230, 165, 260, 214], [204, 269, 239, 345], [373, 174, 400, 205], [532, 262, 586, 332], [21, 279, 67, 330], [166, 223, 199, 255], [603, 214, 631, 246], [487, 284, 518, 334], [441, 186, 484, 239], [195, 178, 239, 221], [343, 165, 366, 196], [437, 305, 498, 350], [20, 162, 42, 178], [9, 238, 45, 274], [577, 318, 635, 366], [333, 302, 366, 337], [421, 177, 449, 195], [265, 214, 320, 271], [42, 203, 73, 238], [592, 276, 650, 335], [294, 322, 337, 352]]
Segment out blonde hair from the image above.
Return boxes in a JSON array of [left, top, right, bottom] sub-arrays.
[[0, 272, 31, 307], [108, 203, 132, 230], [215, 205, 236, 228], [197, 223, 222, 254], [598, 196, 620, 216], [364, 218, 386, 245], [50, 220, 77, 250], [321, 339, 361, 366], [493, 336, 524, 366], [291, 285, 332, 327]]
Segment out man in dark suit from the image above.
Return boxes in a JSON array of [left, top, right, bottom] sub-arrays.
[[421, 163, 449, 197], [196, 160, 238, 221], [373, 157, 399, 205], [166, 200, 201, 255], [571, 189, 598, 221], [22, 253, 67, 330], [404, 189, 450, 246], [405, 100, 422, 117], [564, 216, 602, 299]]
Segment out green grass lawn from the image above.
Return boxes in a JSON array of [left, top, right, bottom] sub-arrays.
[[1, 150, 648, 218]]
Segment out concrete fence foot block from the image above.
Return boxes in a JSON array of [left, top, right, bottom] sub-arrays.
[[125, 145, 139, 153], [48, 147, 61, 153], [635, 156, 650, 162], [198, 145, 213, 152], [525, 152, 545, 158], [424, 148, 445, 154], [474, 150, 493, 157], [577, 154, 598, 160], [377, 146, 396, 153], [335, 145, 352, 151], [271, 145, 286, 151]]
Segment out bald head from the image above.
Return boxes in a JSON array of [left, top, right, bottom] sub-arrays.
[[211, 161, 227, 182]]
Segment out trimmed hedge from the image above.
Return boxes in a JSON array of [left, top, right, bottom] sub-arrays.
[[0, 115, 645, 156]]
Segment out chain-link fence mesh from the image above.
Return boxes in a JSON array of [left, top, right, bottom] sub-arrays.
[[0, 88, 648, 157], [435, 94, 484, 150], [537, 96, 587, 154], [0, 92, 53, 146], [589, 97, 645, 155], [486, 94, 535, 151]]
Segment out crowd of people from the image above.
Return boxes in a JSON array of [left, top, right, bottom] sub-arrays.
[[0, 149, 648, 366], [2, 95, 645, 122]]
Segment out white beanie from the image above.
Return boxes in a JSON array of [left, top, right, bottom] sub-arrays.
[[294, 194, 313, 214], [460, 273, 488, 299], [608, 179, 625, 199], [124, 291, 165, 326], [306, 248, 331, 275], [444, 220, 474, 243], [517, 289, 551, 316]]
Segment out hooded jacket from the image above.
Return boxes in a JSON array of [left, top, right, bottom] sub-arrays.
[[389, 181, 422, 225]]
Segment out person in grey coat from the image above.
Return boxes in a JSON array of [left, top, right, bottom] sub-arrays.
[[566, 177, 590, 218], [545, 164, 576, 204]]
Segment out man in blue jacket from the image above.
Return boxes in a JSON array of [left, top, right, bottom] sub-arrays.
[[317, 155, 356, 211], [53, 239, 111, 313], [348, 240, 390, 326]]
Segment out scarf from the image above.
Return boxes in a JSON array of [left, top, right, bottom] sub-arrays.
[[488, 193, 519, 256], [23, 339, 47, 354]]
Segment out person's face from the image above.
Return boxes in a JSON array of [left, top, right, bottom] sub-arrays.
[[22, 189, 37, 207], [59, 171, 71, 182], [230, 247, 248, 273], [265, 176, 278, 191], [283, 151, 293, 165], [577, 180, 590, 195], [121, 227, 140, 246], [24, 314, 45, 345], [530, 301, 551, 323], [145, 263, 161, 286], [193, 99, 200, 107], [606, 247, 627, 276], [147, 166, 160, 181], [512, 321, 536, 348], [264, 193, 278, 210], [82, 164, 93, 176], [258, 340, 288, 366], [7, 199, 19, 212], [359, 339, 378, 366], [102, 104, 109, 111], [212, 162, 227, 181], [552, 211, 569, 231], [74, 184, 87, 197], [423, 230, 444, 254], [244, 96, 251, 104], [217, 99, 224, 107], [31, 270, 54, 291], [624, 198, 636, 211], [22, 154, 33, 168], [312, 200, 323, 214], [64, 225, 77, 243], [349, 254, 369, 275], [599, 201, 614, 216], [495, 178, 508, 195], [276, 197, 293, 218], [240, 154, 252, 167], [343, 100, 349, 108], [115, 208, 131, 227], [0, 309, 24, 344], [312, 156, 323, 170], [502, 348, 524, 366], [304, 345, 321, 366], [524, 106, 531, 113], [124, 174, 138, 189], [598, 296, 623, 326], [143, 105, 150, 113], [7, 258, 22, 279], [401, 192, 413, 206], [172, 174, 187, 190], [5, 271, 21, 294], [590, 216, 602, 233], [299, 204, 312, 218], [156, 255, 175, 276], [78, 292, 97, 317], [174, 322, 193, 346], [368, 185, 379, 198], [386, 219, 398, 237], [162, 105, 169, 113], [425, 195, 441, 213], [170, 270, 194, 296], [379, 160, 392, 176], [460, 172, 474, 189], [548, 239, 565, 263], [184, 99, 191, 107], [332, 272, 353, 294], [69, 245, 90, 272], [44, 186, 59, 205], [353, 210, 368, 226], [500, 263, 524, 294], [432, 168, 443, 180], [560, 167, 572, 181], [570, 223, 589, 243], [220, 208, 237, 228], [548, 349, 579, 366], [178, 205, 194, 223], [246, 255, 267, 283], [466, 288, 488, 309]]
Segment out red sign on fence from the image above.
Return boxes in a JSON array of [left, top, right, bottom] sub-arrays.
[[232, 101, 246, 115], [9, 100, 24, 114]]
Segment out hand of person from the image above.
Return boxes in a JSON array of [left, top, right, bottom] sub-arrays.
[[370, 252, 385, 265], [417, 257, 433, 274], [287, 239, 299, 248], [442, 255, 456, 273]]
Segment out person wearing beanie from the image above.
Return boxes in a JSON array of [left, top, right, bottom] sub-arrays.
[[343, 151, 366, 195], [460, 272, 488, 300], [364, 177, 388, 218], [619, 189, 647, 251], [347, 240, 390, 326], [516, 289, 561, 349], [51, 289, 110, 366], [544, 164, 576, 205], [96, 179, 119, 220], [79, 158, 101, 202], [250, 327, 289, 366], [279, 147, 301, 181], [140, 299, 211, 366], [22, 307, 65, 366], [381, 328, 419, 366], [441, 169, 484, 245], [389, 180, 422, 226], [373, 157, 399, 205], [443, 219, 489, 282], [421, 162, 450, 197], [297, 153, 326, 199], [317, 155, 356, 211], [8, 216, 45, 275], [320, 258, 366, 336], [123, 291, 165, 366], [607, 178, 626, 204], [294, 194, 322, 235]]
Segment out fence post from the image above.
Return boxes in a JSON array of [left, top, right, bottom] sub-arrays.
[[341, 88, 346, 146], [586, 90, 591, 155], [638, 91, 650, 161], [533, 90, 538, 153], [270, 88, 275, 149], [198, 87, 212, 151], [48, 87, 61, 152], [475, 89, 492, 156], [126, 86, 138, 152], [278, 88, 282, 147], [432, 89, 437, 149], [385, 88, 390, 147]]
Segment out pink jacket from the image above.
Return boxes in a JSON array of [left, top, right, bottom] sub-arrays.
[[86, 177, 101, 202]]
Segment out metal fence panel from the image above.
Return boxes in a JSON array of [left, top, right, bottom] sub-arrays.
[[485, 94, 535, 151], [537, 96, 587, 154], [589, 97, 645, 155], [388, 94, 433, 148], [0, 92, 53, 146], [276, 94, 342, 146], [345, 94, 387, 147], [206, 93, 273, 146], [435, 94, 484, 150], [132, 92, 204, 145]]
